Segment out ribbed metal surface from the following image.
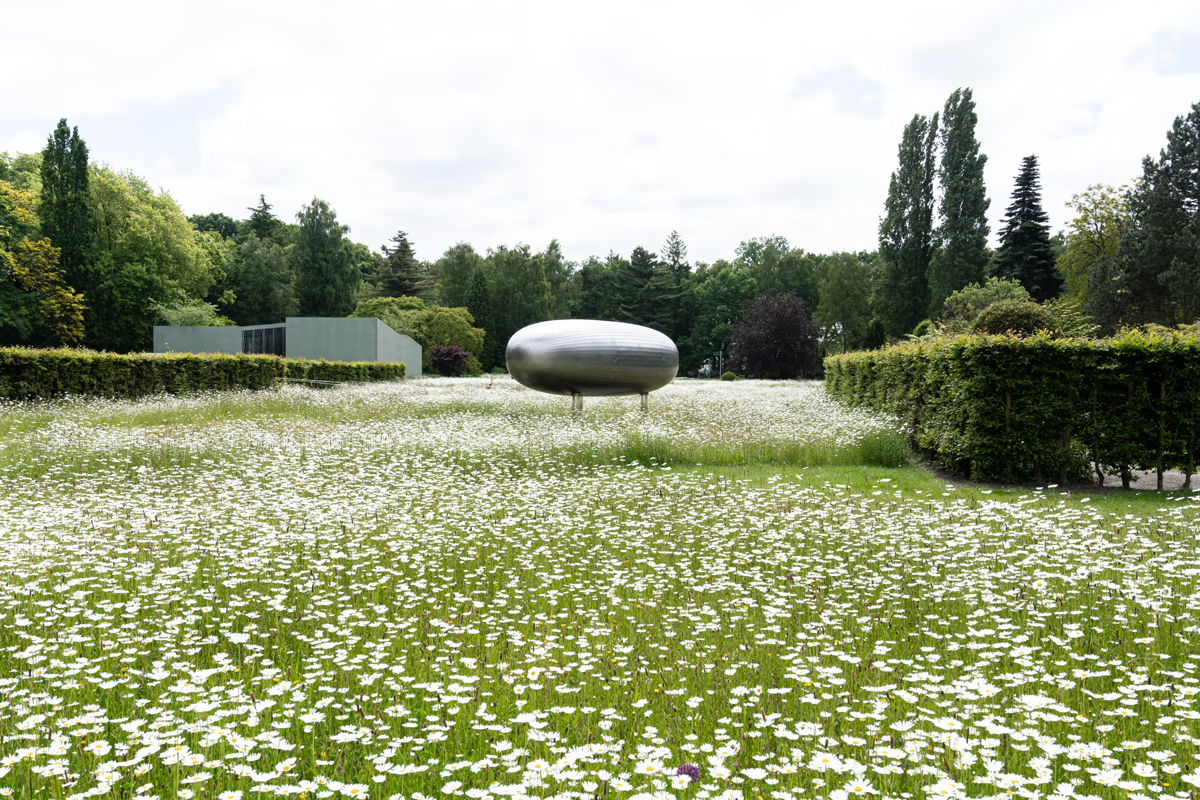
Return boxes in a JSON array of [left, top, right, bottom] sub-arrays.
[[506, 319, 679, 396]]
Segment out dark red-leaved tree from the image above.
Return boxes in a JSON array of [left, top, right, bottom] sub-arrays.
[[727, 293, 820, 379]]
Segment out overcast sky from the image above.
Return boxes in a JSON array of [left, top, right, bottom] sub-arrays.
[[4, 0, 1199, 264]]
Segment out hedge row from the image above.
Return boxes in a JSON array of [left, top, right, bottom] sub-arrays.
[[0, 347, 405, 402], [824, 330, 1200, 486]]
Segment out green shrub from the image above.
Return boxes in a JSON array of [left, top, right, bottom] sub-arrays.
[[0, 347, 405, 402], [825, 330, 1200, 485], [721, 371, 738, 381], [939, 277, 1031, 333], [971, 299, 1061, 337]]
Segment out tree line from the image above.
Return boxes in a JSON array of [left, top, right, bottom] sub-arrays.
[[876, 90, 1200, 344], [3, 96, 1199, 376]]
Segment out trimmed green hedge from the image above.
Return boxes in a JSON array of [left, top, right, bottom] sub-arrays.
[[0, 347, 405, 402], [825, 331, 1200, 486]]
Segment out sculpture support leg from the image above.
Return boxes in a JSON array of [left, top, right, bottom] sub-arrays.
[[572, 393, 583, 411], [640, 392, 648, 412]]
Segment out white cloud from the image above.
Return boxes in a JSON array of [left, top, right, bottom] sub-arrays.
[[4, 0, 1199, 263]]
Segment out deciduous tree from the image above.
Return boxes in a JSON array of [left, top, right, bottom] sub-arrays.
[[39, 119, 96, 298], [1056, 184, 1130, 314], [815, 253, 873, 352], [929, 88, 990, 316], [293, 198, 357, 317], [876, 113, 937, 338], [728, 293, 820, 379]]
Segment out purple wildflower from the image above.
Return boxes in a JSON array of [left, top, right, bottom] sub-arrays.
[[675, 763, 701, 782]]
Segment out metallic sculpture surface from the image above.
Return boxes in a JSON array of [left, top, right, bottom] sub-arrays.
[[506, 319, 678, 398]]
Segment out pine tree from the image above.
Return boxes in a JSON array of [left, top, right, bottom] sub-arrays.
[[39, 119, 96, 297], [1119, 101, 1200, 326], [876, 113, 937, 338], [378, 230, 424, 297], [994, 155, 1060, 300], [929, 88, 990, 316], [293, 198, 357, 317]]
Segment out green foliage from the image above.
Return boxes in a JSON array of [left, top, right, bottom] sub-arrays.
[[1118, 101, 1200, 328], [377, 230, 425, 297], [734, 236, 819, 311], [39, 119, 96, 299], [928, 88, 990, 316], [246, 195, 284, 242], [433, 242, 484, 309], [0, 151, 42, 193], [189, 211, 239, 239], [351, 296, 485, 372], [721, 371, 737, 381], [293, 198, 357, 317], [1057, 184, 1129, 314], [87, 167, 220, 351], [939, 277, 1031, 333], [485, 244, 554, 366], [970, 299, 1060, 337], [877, 113, 937, 338], [8, 238, 87, 345], [151, 299, 234, 327], [825, 330, 1200, 484], [617, 245, 673, 333], [682, 261, 758, 374], [572, 253, 624, 321], [0, 347, 403, 401], [226, 233, 296, 325], [994, 154, 1060, 300], [2, 180, 87, 346], [1042, 298, 1099, 338], [815, 252, 873, 352]]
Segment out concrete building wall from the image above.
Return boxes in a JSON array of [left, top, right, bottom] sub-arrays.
[[153, 326, 241, 355], [284, 317, 379, 362], [153, 318, 421, 375], [374, 318, 423, 377]]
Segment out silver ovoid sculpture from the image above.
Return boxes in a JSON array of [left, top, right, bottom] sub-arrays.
[[506, 319, 678, 410]]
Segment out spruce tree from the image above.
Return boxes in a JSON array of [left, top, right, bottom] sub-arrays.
[[995, 155, 1061, 301], [39, 119, 96, 297], [928, 88, 990, 316], [876, 113, 936, 338], [293, 198, 357, 317], [618, 246, 671, 331], [378, 230, 424, 297], [660, 230, 691, 341]]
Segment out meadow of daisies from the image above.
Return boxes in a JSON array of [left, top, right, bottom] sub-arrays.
[[1, 377, 1198, 800]]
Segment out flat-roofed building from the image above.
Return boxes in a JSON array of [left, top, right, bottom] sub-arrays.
[[153, 317, 422, 377]]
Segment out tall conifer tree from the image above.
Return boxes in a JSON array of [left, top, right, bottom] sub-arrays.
[[378, 230, 424, 297], [876, 113, 937, 338], [39, 119, 96, 297], [618, 246, 671, 332], [995, 155, 1061, 300], [928, 88, 990, 316], [1118, 101, 1200, 326], [660, 230, 691, 341], [247, 195, 284, 242]]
